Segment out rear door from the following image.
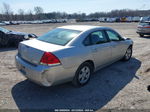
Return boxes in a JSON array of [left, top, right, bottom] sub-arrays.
[[84, 30, 111, 69]]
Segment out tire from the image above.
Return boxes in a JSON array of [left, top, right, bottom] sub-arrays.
[[122, 46, 132, 61], [72, 62, 93, 87], [139, 34, 144, 37]]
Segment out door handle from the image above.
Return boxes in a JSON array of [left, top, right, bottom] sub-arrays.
[[92, 48, 98, 52]]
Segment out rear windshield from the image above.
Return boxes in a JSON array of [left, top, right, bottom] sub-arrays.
[[37, 28, 81, 46], [139, 22, 150, 26]]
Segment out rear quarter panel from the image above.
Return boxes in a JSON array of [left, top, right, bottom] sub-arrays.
[[53, 46, 93, 69]]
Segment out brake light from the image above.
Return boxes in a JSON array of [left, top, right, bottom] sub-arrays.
[[40, 52, 60, 65], [144, 26, 150, 28]]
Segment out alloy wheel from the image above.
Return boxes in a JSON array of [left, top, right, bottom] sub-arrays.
[[78, 66, 91, 84]]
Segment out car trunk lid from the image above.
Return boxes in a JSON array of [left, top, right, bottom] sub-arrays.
[[18, 39, 64, 65]]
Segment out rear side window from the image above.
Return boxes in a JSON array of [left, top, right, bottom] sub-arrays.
[[106, 30, 120, 41], [91, 31, 108, 44], [83, 36, 91, 46], [38, 28, 81, 46], [83, 30, 108, 46]]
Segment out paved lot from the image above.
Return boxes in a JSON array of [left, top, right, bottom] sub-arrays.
[[0, 22, 150, 111]]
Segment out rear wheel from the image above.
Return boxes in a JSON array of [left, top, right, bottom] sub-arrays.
[[72, 62, 93, 87], [139, 34, 144, 37], [122, 46, 132, 61]]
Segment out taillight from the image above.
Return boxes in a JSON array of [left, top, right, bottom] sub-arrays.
[[40, 52, 60, 65], [144, 26, 150, 28]]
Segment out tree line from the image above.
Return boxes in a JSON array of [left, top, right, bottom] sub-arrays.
[[0, 3, 150, 21]]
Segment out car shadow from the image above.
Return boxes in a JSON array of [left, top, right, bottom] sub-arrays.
[[11, 58, 141, 111], [0, 47, 17, 52], [141, 36, 150, 39]]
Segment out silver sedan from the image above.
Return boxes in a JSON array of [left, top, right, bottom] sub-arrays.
[[136, 21, 150, 37], [15, 25, 133, 87]]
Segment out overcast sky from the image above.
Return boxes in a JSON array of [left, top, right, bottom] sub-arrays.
[[0, 0, 150, 14]]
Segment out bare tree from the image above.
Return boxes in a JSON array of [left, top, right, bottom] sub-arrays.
[[3, 3, 11, 15], [34, 6, 43, 14], [2, 3, 13, 21], [18, 9, 25, 20], [25, 10, 35, 21], [18, 9, 24, 15], [34, 6, 44, 20]]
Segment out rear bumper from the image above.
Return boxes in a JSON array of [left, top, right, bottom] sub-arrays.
[[136, 28, 150, 35], [136, 32, 150, 35], [15, 55, 75, 87]]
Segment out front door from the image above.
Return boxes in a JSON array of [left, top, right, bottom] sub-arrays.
[[105, 30, 126, 61]]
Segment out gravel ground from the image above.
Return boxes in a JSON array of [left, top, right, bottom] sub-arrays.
[[0, 22, 150, 111]]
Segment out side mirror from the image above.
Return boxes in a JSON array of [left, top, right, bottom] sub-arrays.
[[28, 34, 38, 38], [120, 38, 125, 41], [117, 35, 125, 41]]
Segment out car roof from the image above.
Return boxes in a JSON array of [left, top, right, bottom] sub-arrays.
[[58, 25, 107, 31]]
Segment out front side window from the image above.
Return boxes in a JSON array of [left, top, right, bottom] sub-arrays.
[[106, 30, 120, 41], [38, 28, 81, 46]]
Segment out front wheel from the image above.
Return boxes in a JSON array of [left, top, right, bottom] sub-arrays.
[[122, 46, 132, 61], [72, 62, 93, 87]]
